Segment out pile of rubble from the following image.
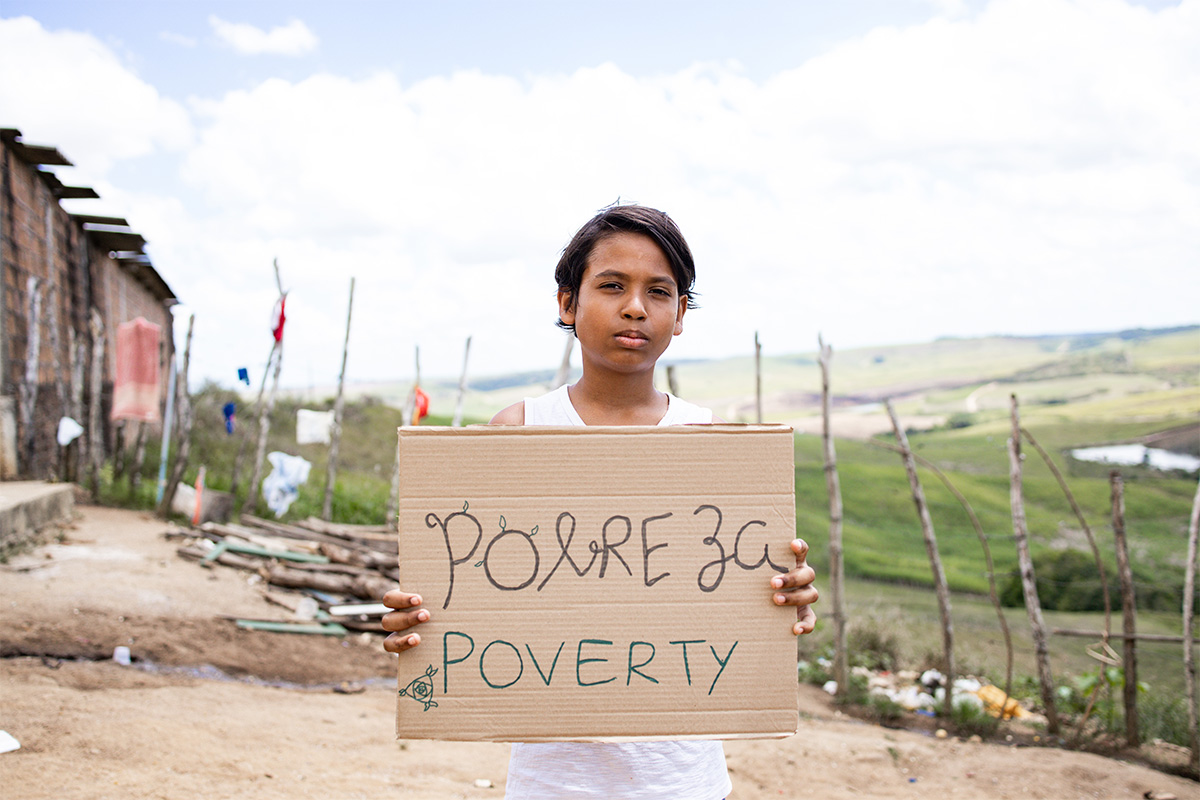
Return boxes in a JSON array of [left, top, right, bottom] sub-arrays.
[[812, 660, 1039, 721], [171, 514, 397, 635]]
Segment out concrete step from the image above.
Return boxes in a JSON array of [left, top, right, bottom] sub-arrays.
[[0, 481, 76, 559]]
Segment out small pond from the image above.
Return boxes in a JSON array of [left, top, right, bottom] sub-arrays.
[[1069, 444, 1200, 473]]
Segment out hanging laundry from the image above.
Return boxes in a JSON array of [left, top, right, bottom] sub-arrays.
[[237, 367, 250, 385], [296, 409, 334, 444], [270, 294, 287, 343], [111, 317, 162, 422], [56, 417, 84, 447], [414, 386, 430, 423], [223, 402, 237, 434], [261, 451, 312, 517]]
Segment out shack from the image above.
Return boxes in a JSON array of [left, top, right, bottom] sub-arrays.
[[0, 127, 178, 481]]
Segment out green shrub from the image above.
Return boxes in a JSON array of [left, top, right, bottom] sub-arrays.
[[797, 657, 833, 687], [950, 698, 1000, 739], [1000, 549, 1186, 613], [848, 624, 901, 672], [1140, 691, 1191, 748], [834, 671, 870, 706], [865, 693, 905, 725]]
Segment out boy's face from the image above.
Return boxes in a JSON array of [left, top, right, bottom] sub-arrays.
[[558, 232, 687, 376]]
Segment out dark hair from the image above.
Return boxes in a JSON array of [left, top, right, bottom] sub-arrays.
[[554, 204, 698, 332]]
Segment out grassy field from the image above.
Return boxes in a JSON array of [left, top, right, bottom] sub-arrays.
[[802, 575, 1192, 709]]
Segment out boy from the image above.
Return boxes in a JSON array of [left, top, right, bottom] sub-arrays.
[[383, 204, 818, 798]]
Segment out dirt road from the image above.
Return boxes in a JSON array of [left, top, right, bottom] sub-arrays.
[[1, 504, 1195, 799]]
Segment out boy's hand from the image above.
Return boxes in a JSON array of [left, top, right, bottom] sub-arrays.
[[381, 590, 430, 653], [771, 538, 819, 635]]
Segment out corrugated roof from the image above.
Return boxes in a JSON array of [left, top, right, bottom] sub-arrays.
[[37, 169, 99, 200], [0, 127, 72, 166], [69, 213, 131, 227], [83, 223, 147, 253]]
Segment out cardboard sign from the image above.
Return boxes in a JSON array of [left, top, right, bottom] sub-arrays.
[[395, 424, 799, 742]]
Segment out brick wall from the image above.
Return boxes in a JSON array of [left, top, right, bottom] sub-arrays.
[[0, 133, 176, 479]]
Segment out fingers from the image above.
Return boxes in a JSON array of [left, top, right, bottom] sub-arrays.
[[382, 589, 423, 611], [771, 564, 817, 593], [381, 590, 429, 653], [790, 537, 810, 563], [771, 537, 819, 636], [793, 604, 817, 636], [384, 631, 423, 654]]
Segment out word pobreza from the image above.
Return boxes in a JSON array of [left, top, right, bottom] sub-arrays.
[[395, 424, 800, 742]]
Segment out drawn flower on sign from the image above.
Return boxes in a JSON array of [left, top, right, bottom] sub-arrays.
[[399, 664, 439, 711]]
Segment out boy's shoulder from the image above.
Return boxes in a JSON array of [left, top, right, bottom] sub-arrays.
[[489, 401, 525, 425]]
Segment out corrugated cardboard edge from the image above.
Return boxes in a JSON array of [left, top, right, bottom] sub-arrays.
[[398, 423, 793, 436]]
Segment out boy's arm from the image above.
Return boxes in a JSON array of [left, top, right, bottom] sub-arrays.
[[490, 401, 524, 424], [772, 538, 819, 635]]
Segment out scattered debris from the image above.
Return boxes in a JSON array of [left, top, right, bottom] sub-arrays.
[[807, 662, 1041, 721], [171, 514, 397, 635]]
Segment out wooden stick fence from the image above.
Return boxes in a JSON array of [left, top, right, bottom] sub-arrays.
[[1008, 394, 1061, 734], [817, 335, 848, 698], [322, 277, 355, 521], [886, 399, 956, 717]]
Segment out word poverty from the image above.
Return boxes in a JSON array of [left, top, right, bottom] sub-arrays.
[[438, 631, 739, 697], [423, 502, 791, 609]]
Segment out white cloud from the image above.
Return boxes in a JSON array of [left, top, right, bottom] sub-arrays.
[[208, 16, 318, 56], [3, 0, 1197, 391], [0, 17, 192, 177], [159, 30, 197, 48]]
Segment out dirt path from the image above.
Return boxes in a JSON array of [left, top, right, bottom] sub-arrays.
[[1, 504, 1195, 799]]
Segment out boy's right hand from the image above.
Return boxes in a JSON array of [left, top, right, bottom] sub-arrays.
[[381, 590, 430, 653]]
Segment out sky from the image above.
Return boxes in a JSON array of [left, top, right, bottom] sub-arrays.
[[0, 0, 1196, 393]]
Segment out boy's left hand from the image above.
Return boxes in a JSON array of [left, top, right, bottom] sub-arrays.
[[771, 538, 818, 635]]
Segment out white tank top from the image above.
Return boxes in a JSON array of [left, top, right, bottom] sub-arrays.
[[504, 384, 729, 800]]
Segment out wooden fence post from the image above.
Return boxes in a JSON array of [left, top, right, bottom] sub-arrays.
[[451, 335, 472, 428], [818, 335, 848, 698], [887, 399, 955, 717], [230, 340, 274, 495], [754, 331, 762, 424], [1008, 394, 1060, 734], [868, 438, 1015, 704], [388, 345, 420, 529], [322, 277, 355, 521], [242, 261, 287, 514], [242, 340, 283, 514], [1110, 471, 1139, 748], [1021, 428, 1112, 638], [1184, 475, 1200, 775], [159, 314, 195, 518], [129, 422, 148, 494]]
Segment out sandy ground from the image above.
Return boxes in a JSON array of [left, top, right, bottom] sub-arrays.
[[2, 503, 1196, 800]]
